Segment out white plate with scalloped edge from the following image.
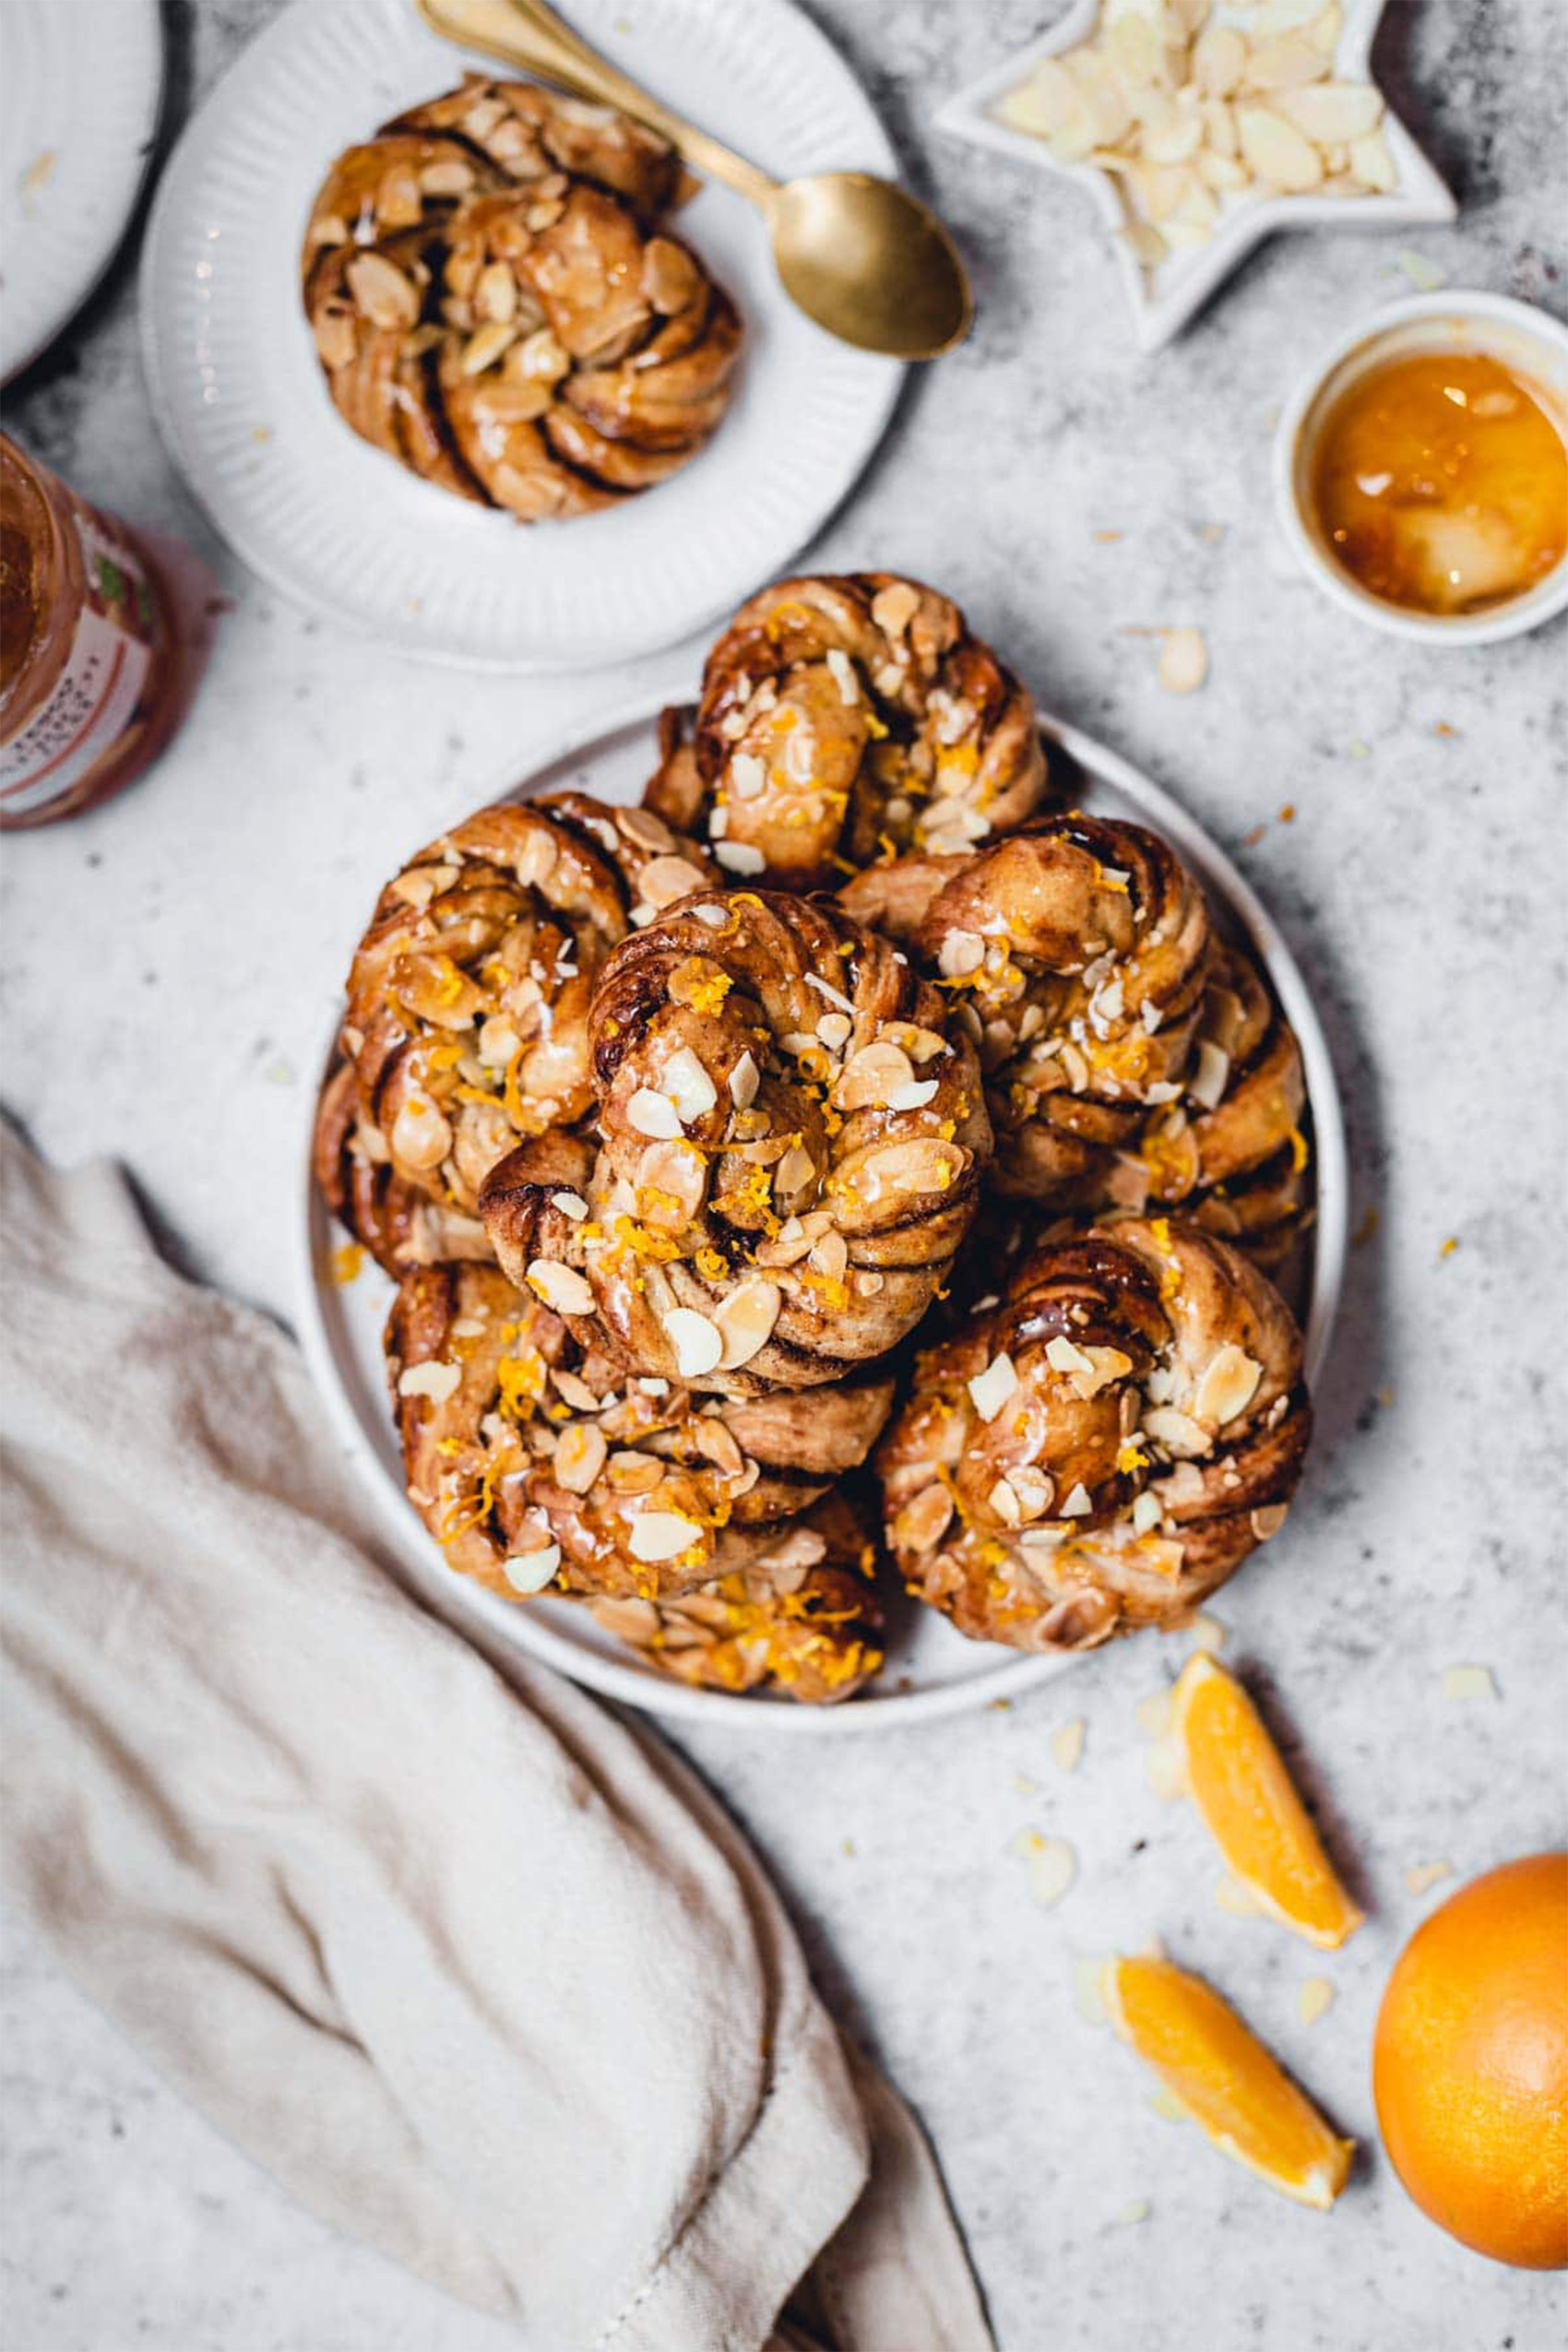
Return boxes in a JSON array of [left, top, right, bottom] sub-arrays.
[[294, 693, 1347, 1732], [138, 0, 903, 671]]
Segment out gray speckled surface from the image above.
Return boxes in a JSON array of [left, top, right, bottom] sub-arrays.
[[3, 2, 1566, 2346]]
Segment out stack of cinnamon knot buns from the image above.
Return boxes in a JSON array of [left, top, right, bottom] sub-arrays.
[[315, 572, 1315, 1705]]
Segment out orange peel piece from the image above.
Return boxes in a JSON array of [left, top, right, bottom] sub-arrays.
[[1103, 1954, 1354, 2210], [1170, 1654, 1363, 1951]]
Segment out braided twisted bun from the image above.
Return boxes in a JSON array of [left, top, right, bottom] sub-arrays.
[[482, 889, 992, 1391], [876, 1216, 1310, 1653], [670, 574, 1050, 889], [909, 814, 1214, 1204], [313, 1060, 493, 1277], [387, 76, 683, 217], [386, 1260, 894, 1604], [1110, 942, 1310, 1267], [329, 795, 716, 1239], [589, 1493, 884, 1704], [303, 80, 740, 518]]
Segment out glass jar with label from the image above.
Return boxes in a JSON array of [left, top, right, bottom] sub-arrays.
[[0, 434, 185, 829]]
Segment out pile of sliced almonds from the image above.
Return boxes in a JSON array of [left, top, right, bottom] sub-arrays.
[[995, 0, 1396, 272]]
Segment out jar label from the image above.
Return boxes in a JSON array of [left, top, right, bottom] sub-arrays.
[[0, 516, 158, 814]]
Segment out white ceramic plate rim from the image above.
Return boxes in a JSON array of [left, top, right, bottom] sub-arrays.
[[294, 693, 1347, 1731], [1271, 289, 1568, 645], [136, 0, 904, 673], [0, 0, 165, 384], [933, 0, 1455, 353]]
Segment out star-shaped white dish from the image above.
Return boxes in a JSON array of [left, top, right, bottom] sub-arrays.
[[935, 0, 1455, 351]]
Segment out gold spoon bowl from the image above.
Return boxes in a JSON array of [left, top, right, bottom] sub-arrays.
[[415, 0, 973, 360]]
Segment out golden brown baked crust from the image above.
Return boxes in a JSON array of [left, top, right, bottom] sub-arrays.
[[328, 795, 716, 1237], [588, 1491, 884, 1704], [672, 574, 1051, 889], [313, 1059, 494, 1276], [302, 79, 740, 518], [1107, 939, 1311, 1267], [481, 888, 992, 1392], [385, 1261, 895, 1603], [909, 813, 1215, 1206], [875, 1215, 1310, 1653]]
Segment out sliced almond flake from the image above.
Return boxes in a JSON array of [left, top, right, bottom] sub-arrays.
[[816, 1012, 853, 1051], [663, 1045, 718, 1123], [1236, 103, 1324, 190], [1146, 1734, 1185, 1802], [1134, 1688, 1172, 1741], [968, 1352, 1019, 1422], [626, 1087, 683, 1141], [775, 1143, 815, 1196], [1051, 1716, 1087, 1773], [805, 970, 855, 1016], [398, 1360, 461, 1404], [1046, 1335, 1095, 1378], [1275, 81, 1384, 142], [693, 902, 731, 928], [825, 646, 861, 706], [1193, 1343, 1263, 1426], [503, 1545, 561, 1594], [1060, 1482, 1094, 1517], [553, 1423, 607, 1495], [1348, 127, 1396, 190], [1189, 1039, 1230, 1109], [637, 1376, 670, 1396], [1143, 1406, 1211, 1457], [1131, 1490, 1164, 1536], [1441, 1663, 1498, 1702], [1187, 1611, 1228, 1654], [1215, 1874, 1263, 1917], [1298, 1977, 1336, 2027], [728, 1050, 760, 1110], [728, 752, 766, 800], [1073, 1954, 1109, 2025], [527, 1259, 595, 1317], [1007, 1827, 1077, 1910], [989, 1476, 1023, 1527], [885, 1077, 940, 1111], [551, 1190, 589, 1219], [628, 1510, 704, 1564], [1118, 220, 1170, 270], [663, 1307, 722, 1379], [716, 841, 766, 875], [715, 1277, 782, 1370], [1157, 626, 1209, 695], [938, 929, 985, 979], [551, 1367, 600, 1413], [1404, 1860, 1454, 1895], [640, 854, 708, 908]]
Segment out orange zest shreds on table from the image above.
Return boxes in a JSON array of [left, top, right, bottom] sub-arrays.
[[1169, 1656, 1363, 1951], [1101, 1954, 1354, 2211], [330, 1242, 364, 1285]]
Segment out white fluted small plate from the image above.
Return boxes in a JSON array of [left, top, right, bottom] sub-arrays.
[[295, 695, 1346, 1731], [138, 0, 902, 671], [0, 0, 164, 383], [937, 0, 1455, 353]]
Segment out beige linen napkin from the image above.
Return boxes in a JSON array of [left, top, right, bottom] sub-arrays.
[[0, 1126, 991, 2352]]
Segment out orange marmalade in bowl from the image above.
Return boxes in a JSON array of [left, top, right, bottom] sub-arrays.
[[1309, 350, 1568, 616]]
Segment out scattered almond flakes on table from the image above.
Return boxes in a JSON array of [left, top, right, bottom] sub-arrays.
[[1148, 2085, 1188, 2121], [1157, 625, 1209, 694], [1074, 1954, 1110, 2024], [1113, 2198, 1152, 2227], [1009, 1827, 1078, 1909], [1051, 1716, 1087, 1772], [993, 0, 1397, 275], [1187, 1613, 1228, 1655], [1298, 1977, 1336, 2026], [1441, 1664, 1498, 1703], [1404, 1860, 1454, 1895]]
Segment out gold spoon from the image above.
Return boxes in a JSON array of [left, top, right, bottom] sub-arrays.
[[411, 0, 973, 359]]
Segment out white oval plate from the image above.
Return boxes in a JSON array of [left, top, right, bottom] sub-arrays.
[[0, 0, 164, 384], [296, 695, 1348, 1731], [137, 0, 903, 672]]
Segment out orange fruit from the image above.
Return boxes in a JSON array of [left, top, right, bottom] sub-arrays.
[[1169, 1653, 1363, 1949], [1103, 1953, 1354, 2209], [1373, 1852, 1568, 2268]]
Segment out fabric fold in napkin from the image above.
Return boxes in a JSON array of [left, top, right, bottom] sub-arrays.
[[0, 1127, 990, 2352]]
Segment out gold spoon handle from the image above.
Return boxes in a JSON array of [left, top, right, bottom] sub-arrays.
[[414, 0, 778, 208]]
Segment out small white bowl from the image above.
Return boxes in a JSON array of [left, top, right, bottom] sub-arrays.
[[1273, 291, 1568, 645]]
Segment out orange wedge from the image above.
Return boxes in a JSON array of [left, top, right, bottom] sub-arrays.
[[1170, 1654, 1364, 1950], [1103, 1954, 1355, 2210]]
